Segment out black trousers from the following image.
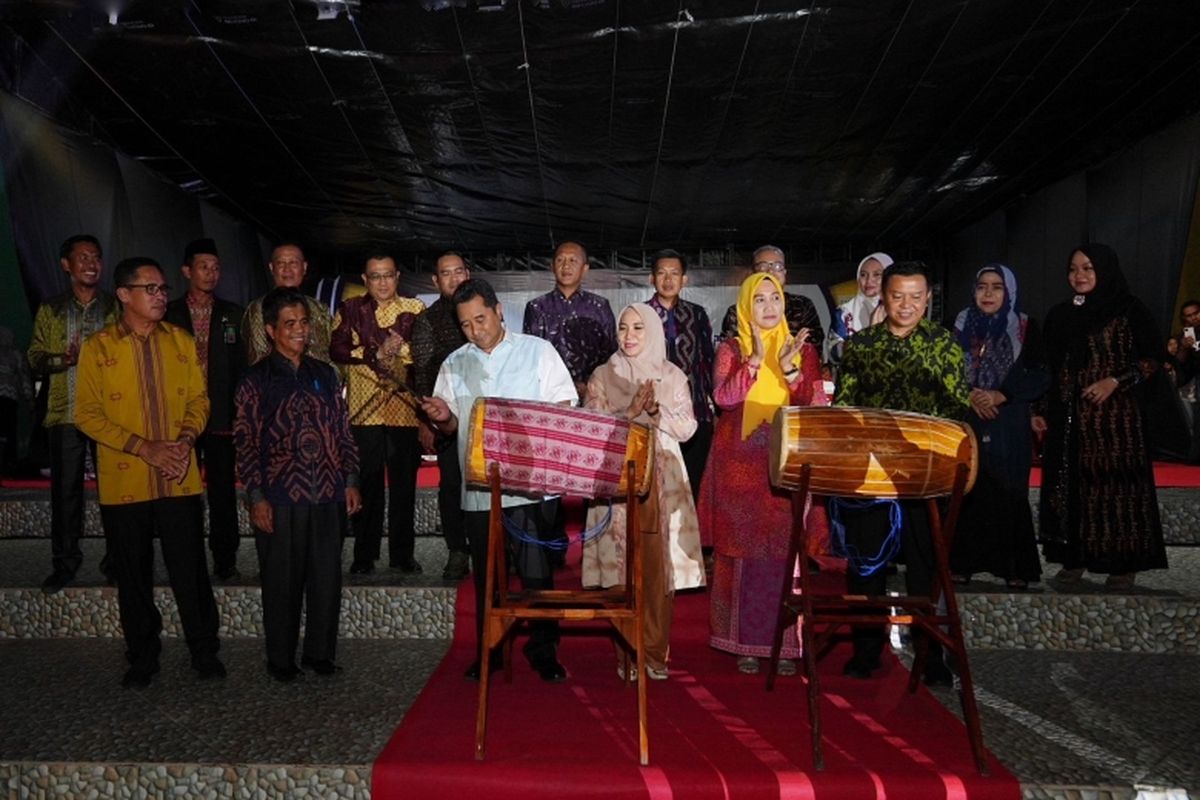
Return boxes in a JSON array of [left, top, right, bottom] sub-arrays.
[[680, 419, 713, 505], [436, 435, 468, 555], [464, 499, 560, 664], [0, 396, 18, 473], [49, 424, 105, 575], [197, 433, 239, 571], [256, 502, 344, 669], [351, 425, 419, 565], [100, 496, 220, 670], [842, 500, 943, 662]]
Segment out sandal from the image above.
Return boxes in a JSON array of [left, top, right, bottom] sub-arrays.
[[736, 656, 760, 675], [951, 574, 971, 586], [646, 665, 669, 681], [1005, 578, 1028, 590], [777, 659, 797, 677]]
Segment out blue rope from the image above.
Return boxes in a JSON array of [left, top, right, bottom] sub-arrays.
[[501, 502, 614, 551], [827, 497, 903, 577]]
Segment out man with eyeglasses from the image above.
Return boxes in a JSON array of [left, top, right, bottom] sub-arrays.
[[331, 253, 427, 575], [74, 257, 223, 688], [719, 245, 824, 348], [28, 234, 118, 594], [165, 238, 246, 582], [411, 251, 472, 580], [241, 243, 333, 366]]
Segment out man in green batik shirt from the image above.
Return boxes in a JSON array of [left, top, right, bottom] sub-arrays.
[[834, 261, 969, 686]]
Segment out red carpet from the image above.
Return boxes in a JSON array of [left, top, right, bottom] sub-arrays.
[[373, 577, 1018, 799]]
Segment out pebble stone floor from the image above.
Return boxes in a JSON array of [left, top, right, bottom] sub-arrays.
[[1, 536, 1198, 799]]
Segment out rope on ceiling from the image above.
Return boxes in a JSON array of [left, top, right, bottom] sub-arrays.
[[515, 0, 555, 250], [639, 2, 686, 249], [43, 15, 278, 238]]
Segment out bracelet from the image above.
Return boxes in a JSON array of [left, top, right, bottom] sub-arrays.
[[783, 369, 800, 381]]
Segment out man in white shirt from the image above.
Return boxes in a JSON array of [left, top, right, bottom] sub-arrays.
[[420, 279, 577, 683]]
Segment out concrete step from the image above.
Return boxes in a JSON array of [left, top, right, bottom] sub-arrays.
[[1, 536, 1196, 654], [3, 486, 1199, 544]]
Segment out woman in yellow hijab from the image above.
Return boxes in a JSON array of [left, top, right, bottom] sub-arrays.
[[697, 272, 824, 675]]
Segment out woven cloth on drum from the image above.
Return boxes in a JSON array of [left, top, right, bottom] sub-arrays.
[[471, 398, 638, 499]]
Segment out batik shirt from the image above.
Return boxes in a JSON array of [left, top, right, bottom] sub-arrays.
[[330, 294, 426, 427], [27, 290, 117, 427], [410, 297, 467, 398], [835, 318, 970, 420], [647, 295, 715, 424], [242, 294, 333, 367], [233, 352, 360, 507], [74, 320, 209, 505], [523, 288, 617, 385], [721, 291, 825, 348]]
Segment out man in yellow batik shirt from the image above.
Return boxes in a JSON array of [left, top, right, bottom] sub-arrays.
[[75, 256, 223, 689], [330, 253, 427, 575]]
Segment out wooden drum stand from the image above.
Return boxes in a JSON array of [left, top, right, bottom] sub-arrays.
[[764, 405, 989, 775]]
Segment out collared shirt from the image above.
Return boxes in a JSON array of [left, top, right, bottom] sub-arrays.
[[433, 329, 577, 512], [242, 294, 333, 367], [233, 352, 360, 507], [410, 296, 468, 398], [721, 291, 825, 348], [835, 318, 970, 420], [74, 320, 209, 505], [647, 295, 715, 424], [522, 288, 617, 384], [27, 290, 118, 427], [330, 294, 426, 427], [185, 292, 214, 373]]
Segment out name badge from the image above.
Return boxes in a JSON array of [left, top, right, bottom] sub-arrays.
[[222, 320, 238, 345]]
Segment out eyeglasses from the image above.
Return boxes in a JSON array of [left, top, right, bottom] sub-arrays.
[[122, 283, 171, 296], [365, 272, 398, 282], [754, 261, 786, 274]]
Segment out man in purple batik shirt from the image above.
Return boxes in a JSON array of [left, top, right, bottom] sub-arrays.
[[645, 248, 714, 503], [522, 241, 616, 403]]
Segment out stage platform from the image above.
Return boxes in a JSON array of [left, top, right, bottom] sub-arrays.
[[1, 486, 1197, 798]]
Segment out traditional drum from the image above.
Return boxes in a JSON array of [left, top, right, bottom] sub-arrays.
[[464, 397, 654, 499], [769, 405, 977, 497]]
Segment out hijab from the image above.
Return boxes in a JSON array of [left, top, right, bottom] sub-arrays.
[[597, 303, 690, 427], [1051, 243, 1136, 368], [837, 251, 894, 336], [954, 264, 1025, 390], [736, 273, 795, 439]]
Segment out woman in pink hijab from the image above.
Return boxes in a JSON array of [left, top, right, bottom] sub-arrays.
[[583, 303, 706, 681]]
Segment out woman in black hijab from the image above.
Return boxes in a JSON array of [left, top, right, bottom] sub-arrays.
[[1036, 244, 1168, 589]]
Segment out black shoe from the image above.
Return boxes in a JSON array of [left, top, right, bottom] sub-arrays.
[[301, 656, 342, 675], [923, 658, 954, 687], [213, 564, 240, 582], [842, 654, 881, 680], [391, 557, 423, 574], [349, 561, 374, 575], [530, 654, 567, 683], [192, 654, 227, 680], [267, 662, 301, 683], [41, 569, 74, 595], [122, 662, 160, 689], [442, 551, 470, 581], [464, 651, 505, 681]]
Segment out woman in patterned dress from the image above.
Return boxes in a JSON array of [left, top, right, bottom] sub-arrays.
[[582, 303, 706, 680], [698, 273, 824, 675], [1037, 244, 1168, 589]]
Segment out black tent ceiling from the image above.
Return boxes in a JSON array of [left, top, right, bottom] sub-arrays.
[[3, 0, 1200, 264]]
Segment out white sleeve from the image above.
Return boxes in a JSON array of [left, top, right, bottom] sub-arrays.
[[433, 360, 456, 410], [538, 341, 579, 405]]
